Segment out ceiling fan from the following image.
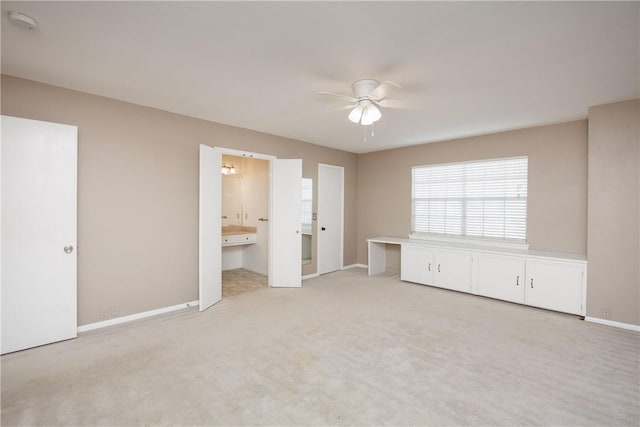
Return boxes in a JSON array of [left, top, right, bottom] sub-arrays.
[[319, 79, 402, 126]]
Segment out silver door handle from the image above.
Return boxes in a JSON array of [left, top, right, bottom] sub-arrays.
[[64, 245, 74, 254], [258, 217, 268, 222]]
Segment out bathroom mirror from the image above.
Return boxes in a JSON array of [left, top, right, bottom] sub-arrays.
[[221, 154, 269, 228], [301, 178, 313, 265]]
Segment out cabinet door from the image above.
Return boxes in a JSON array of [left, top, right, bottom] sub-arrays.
[[525, 259, 584, 314], [435, 250, 473, 293], [477, 254, 525, 304], [400, 245, 435, 285]]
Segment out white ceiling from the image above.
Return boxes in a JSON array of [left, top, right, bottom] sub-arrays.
[[2, 2, 638, 154]]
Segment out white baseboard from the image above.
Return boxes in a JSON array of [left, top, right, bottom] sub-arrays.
[[342, 263, 368, 270], [302, 273, 320, 280], [585, 316, 640, 332], [77, 300, 199, 333]]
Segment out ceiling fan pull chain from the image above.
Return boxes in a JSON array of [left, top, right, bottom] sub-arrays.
[[371, 122, 375, 137], [363, 125, 367, 141]]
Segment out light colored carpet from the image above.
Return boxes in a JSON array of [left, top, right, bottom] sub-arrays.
[[2, 268, 639, 426]]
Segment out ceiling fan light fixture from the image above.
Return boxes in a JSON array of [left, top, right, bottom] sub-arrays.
[[348, 105, 364, 123], [361, 104, 381, 126]]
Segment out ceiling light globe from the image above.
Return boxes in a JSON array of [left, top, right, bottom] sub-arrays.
[[361, 105, 381, 126], [348, 106, 364, 123]]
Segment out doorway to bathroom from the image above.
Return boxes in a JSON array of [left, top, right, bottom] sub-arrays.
[[221, 154, 269, 297], [199, 145, 303, 311]]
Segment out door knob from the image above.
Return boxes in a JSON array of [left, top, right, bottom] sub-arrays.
[[63, 245, 74, 254], [321, 227, 326, 231]]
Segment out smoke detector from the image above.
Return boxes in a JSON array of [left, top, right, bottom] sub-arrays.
[[8, 11, 37, 30]]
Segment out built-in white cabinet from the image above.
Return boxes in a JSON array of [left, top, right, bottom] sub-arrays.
[[401, 245, 472, 293], [525, 259, 584, 314], [400, 245, 434, 284], [384, 236, 587, 316], [477, 254, 525, 304], [435, 250, 473, 293]]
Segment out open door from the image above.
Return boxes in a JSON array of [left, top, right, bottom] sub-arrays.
[[199, 144, 222, 311], [269, 159, 302, 287]]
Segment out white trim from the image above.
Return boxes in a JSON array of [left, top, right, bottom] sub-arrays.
[[585, 317, 640, 332], [342, 263, 368, 270], [219, 147, 276, 160], [302, 273, 320, 280], [409, 233, 530, 251], [77, 300, 199, 333]]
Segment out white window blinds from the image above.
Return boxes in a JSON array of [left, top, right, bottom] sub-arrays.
[[301, 178, 313, 234], [411, 156, 528, 242]]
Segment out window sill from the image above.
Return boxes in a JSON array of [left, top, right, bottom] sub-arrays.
[[409, 233, 530, 251]]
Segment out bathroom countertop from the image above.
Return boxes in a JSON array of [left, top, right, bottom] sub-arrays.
[[222, 226, 257, 236]]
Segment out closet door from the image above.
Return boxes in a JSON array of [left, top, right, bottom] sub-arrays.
[[269, 159, 302, 287], [1, 116, 78, 354], [199, 145, 222, 311], [317, 164, 344, 275]]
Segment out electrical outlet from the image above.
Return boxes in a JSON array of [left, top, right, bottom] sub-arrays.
[[99, 306, 119, 320], [109, 306, 119, 318], [602, 308, 611, 319]]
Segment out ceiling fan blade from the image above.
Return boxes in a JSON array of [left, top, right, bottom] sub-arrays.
[[336, 104, 357, 111], [373, 98, 416, 110], [368, 80, 401, 101], [317, 91, 357, 103]]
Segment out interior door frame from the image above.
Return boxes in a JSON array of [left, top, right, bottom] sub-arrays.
[[214, 147, 276, 281], [317, 163, 344, 275], [200, 145, 305, 306]]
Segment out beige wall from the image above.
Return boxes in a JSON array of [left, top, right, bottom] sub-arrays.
[[4, 74, 637, 328], [1, 75, 358, 326], [587, 100, 640, 326], [357, 120, 589, 264]]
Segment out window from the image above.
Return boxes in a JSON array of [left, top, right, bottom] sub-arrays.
[[411, 156, 528, 243], [301, 178, 313, 234]]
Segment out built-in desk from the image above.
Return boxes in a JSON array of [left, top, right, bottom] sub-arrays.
[[367, 236, 407, 276]]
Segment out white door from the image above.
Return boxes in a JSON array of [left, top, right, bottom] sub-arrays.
[[199, 145, 222, 311], [317, 164, 344, 275], [269, 159, 302, 287], [1, 115, 78, 354], [477, 254, 525, 304]]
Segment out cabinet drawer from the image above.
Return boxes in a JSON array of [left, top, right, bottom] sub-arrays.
[[222, 233, 257, 247]]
